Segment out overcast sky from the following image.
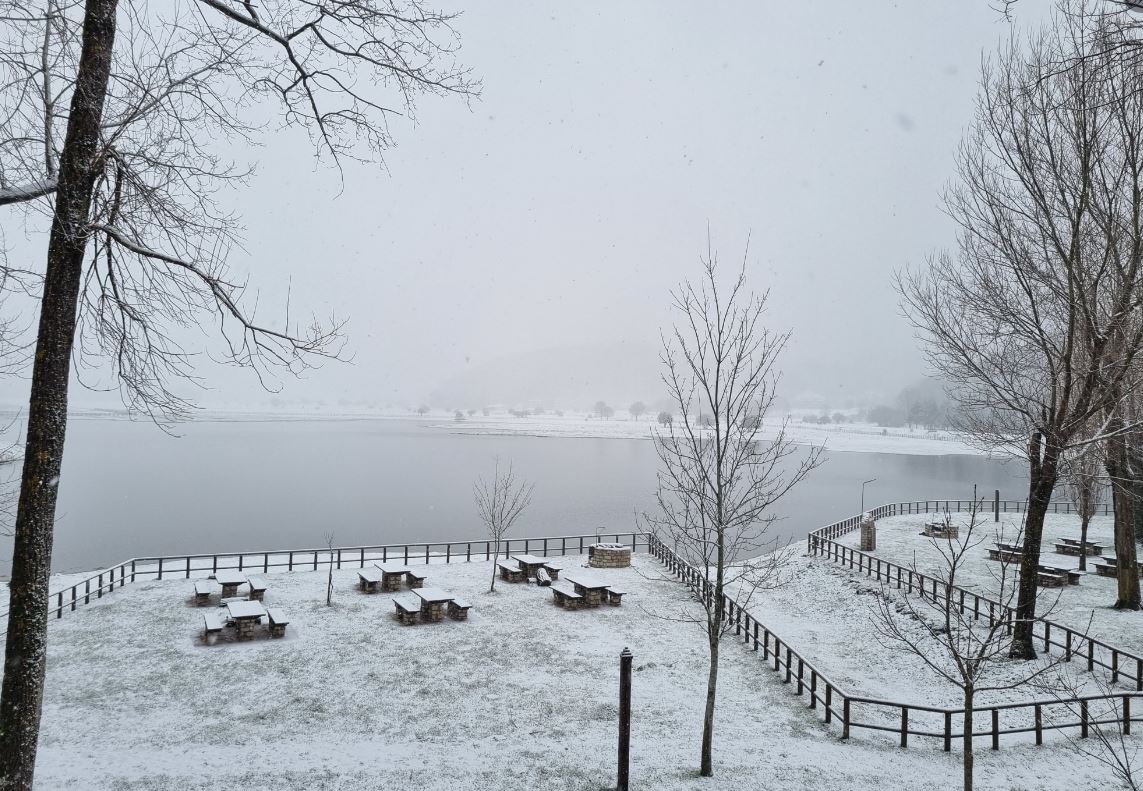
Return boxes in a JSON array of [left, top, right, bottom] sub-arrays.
[[0, 1, 1055, 413]]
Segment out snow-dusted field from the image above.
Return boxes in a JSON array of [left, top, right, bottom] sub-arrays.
[[429, 413, 980, 456], [26, 554, 1122, 789], [836, 513, 1143, 656]]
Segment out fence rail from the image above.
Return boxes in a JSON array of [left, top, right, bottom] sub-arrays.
[[649, 502, 1143, 751], [808, 501, 1143, 692], [0, 531, 647, 628]]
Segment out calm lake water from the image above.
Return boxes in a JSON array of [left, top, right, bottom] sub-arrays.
[[0, 417, 1028, 574]]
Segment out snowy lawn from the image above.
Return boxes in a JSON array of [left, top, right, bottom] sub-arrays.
[[836, 513, 1143, 656], [22, 554, 1123, 789]]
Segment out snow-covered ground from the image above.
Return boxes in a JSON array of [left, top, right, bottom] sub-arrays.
[[430, 413, 981, 456], [23, 553, 1124, 789], [836, 513, 1143, 656]]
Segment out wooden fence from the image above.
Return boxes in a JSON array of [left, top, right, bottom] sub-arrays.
[[0, 531, 647, 628], [650, 505, 1143, 751], [808, 501, 1143, 691]]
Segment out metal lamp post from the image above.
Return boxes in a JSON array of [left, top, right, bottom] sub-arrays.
[[861, 478, 878, 515]]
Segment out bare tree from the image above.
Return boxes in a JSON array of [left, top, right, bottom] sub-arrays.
[[0, 1, 478, 786], [1050, 667, 1141, 790], [643, 245, 822, 777], [325, 532, 336, 607], [1064, 445, 1106, 572], [473, 457, 534, 593], [871, 500, 1063, 791], [628, 401, 646, 420], [898, 2, 1143, 657]]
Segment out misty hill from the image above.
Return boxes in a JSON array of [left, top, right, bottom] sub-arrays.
[[426, 343, 664, 410]]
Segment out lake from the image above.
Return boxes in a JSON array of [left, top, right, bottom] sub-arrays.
[[0, 416, 1028, 574]]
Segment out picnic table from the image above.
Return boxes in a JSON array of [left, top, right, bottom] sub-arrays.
[[225, 599, 267, 640], [922, 521, 959, 539], [1095, 558, 1143, 579], [511, 554, 551, 579], [1055, 538, 1105, 557], [412, 587, 455, 622], [374, 562, 411, 592], [214, 571, 248, 598], [1039, 565, 1081, 586], [987, 546, 1023, 564], [562, 571, 613, 608]]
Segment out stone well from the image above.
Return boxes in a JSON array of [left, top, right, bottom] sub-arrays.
[[588, 543, 631, 568]]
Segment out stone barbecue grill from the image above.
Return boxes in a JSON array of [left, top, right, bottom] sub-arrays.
[[588, 543, 631, 568]]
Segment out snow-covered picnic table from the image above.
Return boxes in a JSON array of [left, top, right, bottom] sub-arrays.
[[214, 572, 248, 598], [510, 554, 551, 578], [373, 562, 410, 591], [561, 572, 613, 607], [412, 587, 455, 622], [225, 600, 267, 639]]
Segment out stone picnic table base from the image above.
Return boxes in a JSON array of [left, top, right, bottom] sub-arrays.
[[421, 601, 446, 622]]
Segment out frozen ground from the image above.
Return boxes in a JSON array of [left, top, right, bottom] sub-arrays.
[[836, 513, 1143, 655], [19, 554, 1125, 789]]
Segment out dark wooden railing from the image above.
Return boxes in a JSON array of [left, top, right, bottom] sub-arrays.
[[0, 531, 647, 630], [808, 501, 1143, 692], [649, 508, 1143, 751]]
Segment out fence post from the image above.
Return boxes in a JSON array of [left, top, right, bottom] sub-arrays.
[[84, 580, 90, 604], [56, 591, 62, 619], [131, 560, 136, 582], [991, 708, 1000, 750], [1035, 704, 1042, 745], [753, 622, 759, 652], [617, 647, 633, 791], [1124, 696, 1132, 736], [994, 489, 1000, 523], [825, 686, 833, 724], [1081, 700, 1089, 738], [842, 698, 851, 739], [900, 707, 908, 748], [97, 573, 103, 598], [944, 711, 952, 752], [186, 557, 191, 578], [157, 558, 163, 581]]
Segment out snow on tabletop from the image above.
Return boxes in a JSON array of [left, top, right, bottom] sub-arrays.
[[12, 554, 1123, 789], [837, 513, 1143, 656]]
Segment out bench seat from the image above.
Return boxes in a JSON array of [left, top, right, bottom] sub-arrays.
[[447, 599, 472, 620], [247, 577, 268, 601], [550, 581, 583, 609], [358, 568, 383, 591], [404, 570, 427, 589], [394, 598, 420, 625], [542, 562, 564, 580], [497, 561, 525, 583], [266, 608, 288, 637], [605, 587, 627, 606], [203, 611, 225, 644], [193, 580, 214, 606]]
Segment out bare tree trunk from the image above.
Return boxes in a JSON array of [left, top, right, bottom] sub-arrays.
[[1011, 434, 1059, 658], [489, 539, 499, 593], [963, 686, 974, 791], [1080, 511, 1091, 573], [0, 1, 118, 787], [700, 624, 720, 777], [1107, 432, 1142, 609]]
